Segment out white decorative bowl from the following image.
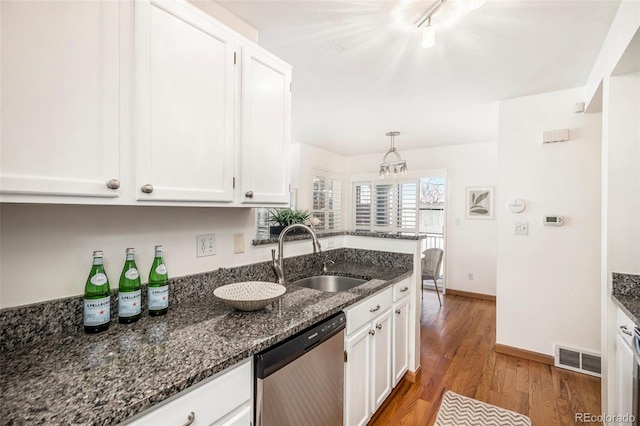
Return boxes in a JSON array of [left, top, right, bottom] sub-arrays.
[[213, 281, 286, 311]]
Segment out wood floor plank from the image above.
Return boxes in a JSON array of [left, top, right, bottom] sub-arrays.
[[369, 290, 602, 426]]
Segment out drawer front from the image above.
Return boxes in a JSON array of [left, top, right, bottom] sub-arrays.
[[345, 287, 393, 335], [617, 308, 636, 348], [125, 359, 251, 425], [392, 278, 411, 302]]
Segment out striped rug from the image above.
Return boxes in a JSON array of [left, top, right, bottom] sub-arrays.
[[434, 391, 532, 426]]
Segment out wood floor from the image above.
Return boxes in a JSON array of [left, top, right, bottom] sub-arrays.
[[369, 291, 602, 426]]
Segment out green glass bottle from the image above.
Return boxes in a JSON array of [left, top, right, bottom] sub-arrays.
[[118, 247, 142, 324], [83, 250, 111, 333], [148, 245, 169, 316]]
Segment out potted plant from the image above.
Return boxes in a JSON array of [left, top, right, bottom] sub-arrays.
[[268, 208, 312, 236]]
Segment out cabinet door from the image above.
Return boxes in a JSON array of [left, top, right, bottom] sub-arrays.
[[239, 45, 291, 205], [134, 0, 235, 202], [371, 308, 393, 412], [345, 325, 371, 426], [125, 360, 251, 425], [1, 1, 120, 199], [616, 334, 635, 420], [393, 298, 410, 386]]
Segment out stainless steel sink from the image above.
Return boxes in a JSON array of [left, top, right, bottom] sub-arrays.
[[292, 275, 367, 292]]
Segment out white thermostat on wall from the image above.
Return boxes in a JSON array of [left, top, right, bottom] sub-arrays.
[[543, 216, 564, 226], [508, 199, 526, 213]]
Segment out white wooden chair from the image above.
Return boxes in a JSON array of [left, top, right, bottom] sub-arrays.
[[422, 248, 443, 306]]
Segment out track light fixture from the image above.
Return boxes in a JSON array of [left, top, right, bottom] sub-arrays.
[[417, 0, 486, 48]]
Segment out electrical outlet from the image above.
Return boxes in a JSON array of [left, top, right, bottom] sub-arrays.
[[196, 234, 216, 257], [514, 222, 529, 236], [234, 233, 244, 254], [468, 273, 474, 281]]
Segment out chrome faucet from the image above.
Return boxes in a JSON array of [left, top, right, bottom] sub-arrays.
[[271, 224, 321, 284]]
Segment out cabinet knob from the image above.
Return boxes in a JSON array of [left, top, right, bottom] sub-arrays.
[[141, 184, 154, 194], [245, 190, 254, 198], [182, 412, 195, 426], [369, 304, 381, 313], [399, 286, 409, 292], [106, 179, 120, 190], [395, 309, 401, 315], [369, 329, 375, 336], [376, 323, 382, 330], [620, 325, 633, 336]]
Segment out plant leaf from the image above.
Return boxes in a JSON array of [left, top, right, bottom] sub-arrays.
[[474, 191, 489, 204], [470, 208, 488, 214], [472, 193, 476, 203]]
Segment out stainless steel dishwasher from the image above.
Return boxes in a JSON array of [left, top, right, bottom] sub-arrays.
[[255, 312, 346, 426]]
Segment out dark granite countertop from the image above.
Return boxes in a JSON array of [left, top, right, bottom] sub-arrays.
[[0, 250, 412, 425], [612, 272, 640, 327], [252, 230, 427, 246]]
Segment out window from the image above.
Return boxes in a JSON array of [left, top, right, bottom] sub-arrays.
[[353, 180, 418, 233], [312, 171, 341, 231]]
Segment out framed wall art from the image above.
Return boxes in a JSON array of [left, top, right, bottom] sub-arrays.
[[466, 187, 494, 219]]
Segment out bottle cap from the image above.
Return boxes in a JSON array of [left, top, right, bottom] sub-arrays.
[[92, 250, 104, 257], [154, 245, 163, 251], [126, 247, 135, 254]]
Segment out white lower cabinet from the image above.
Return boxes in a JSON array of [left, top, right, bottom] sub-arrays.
[[123, 359, 251, 426], [344, 285, 405, 426], [615, 307, 636, 423], [615, 334, 634, 423], [392, 296, 410, 386]]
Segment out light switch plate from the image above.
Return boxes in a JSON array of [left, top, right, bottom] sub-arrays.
[[234, 233, 245, 254], [514, 222, 529, 236]]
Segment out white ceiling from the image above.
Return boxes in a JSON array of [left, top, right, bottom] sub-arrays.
[[217, 0, 620, 156]]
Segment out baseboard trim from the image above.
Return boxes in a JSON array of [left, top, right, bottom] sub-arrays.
[[446, 289, 496, 302], [405, 366, 420, 384], [495, 343, 554, 365]]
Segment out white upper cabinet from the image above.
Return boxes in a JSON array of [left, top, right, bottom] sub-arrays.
[[134, 0, 235, 202], [1, 0, 291, 207], [0, 1, 121, 199], [239, 45, 291, 205]]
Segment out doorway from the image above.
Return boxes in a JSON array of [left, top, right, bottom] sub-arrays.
[[419, 176, 445, 292]]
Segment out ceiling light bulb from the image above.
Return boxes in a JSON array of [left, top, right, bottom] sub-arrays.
[[385, 166, 391, 177], [379, 167, 385, 178], [468, 0, 486, 10], [422, 24, 435, 48], [400, 163, 408, 175], [393, 166, 398, 176]]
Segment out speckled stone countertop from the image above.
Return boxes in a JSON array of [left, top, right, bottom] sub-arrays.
[[252, 230, 427, 246], [0, 249, 412, 425], [612, 272, 640, 326]]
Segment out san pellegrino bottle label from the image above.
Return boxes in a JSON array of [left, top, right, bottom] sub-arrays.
[[124, 269, 139, 280], [155, 264, 167, 275], [90, 273, 108, 286], [84, 297, 111, 326], [118, 290, 142, 317], [148, 286, 169, 310]]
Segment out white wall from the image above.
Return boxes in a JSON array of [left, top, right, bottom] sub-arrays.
[[496, 87, 602, 356], [346, 142, 499, 296]]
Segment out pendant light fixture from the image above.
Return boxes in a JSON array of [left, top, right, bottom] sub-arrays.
[[379, 131, 408, 179]]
